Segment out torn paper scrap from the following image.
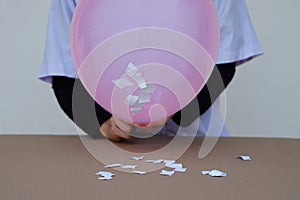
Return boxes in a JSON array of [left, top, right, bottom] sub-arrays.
[[166, 163, 187, 172], [112, 78, 134, 89], [130, 107, 142, 115], [152, 159, 165, 164], [174, 167, 187, 172], [124, 95, 139, 106], [98, 175, 113, 180], [163, 160, 176, 166], [126, 62, 138, 77], [138, 92, 151, 104], [144, 160, 156, 163], [104, 163, 123, 168], [96, 171, 115, 176], [201, 171, 210, 175], [132, 73, 147, 89], [132, 170, 147, 175], [166, 163, 183, 169], [160, 170, 175, 177], [96, 171, 115, 180], [141, 84, 156, 94], [121, 165, 137, 169], [238, 155, 251, 161], [130, 156, 144, 161], [202, 170, 227, 177]]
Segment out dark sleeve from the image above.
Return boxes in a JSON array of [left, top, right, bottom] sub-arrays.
[[52, 76, 111, 138], [171, 63, 236, 127]]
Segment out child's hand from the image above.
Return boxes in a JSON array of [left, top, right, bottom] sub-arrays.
[[99, 116, 172, 141], [99, 117, 132, 142], [115, 116, 173, 138]]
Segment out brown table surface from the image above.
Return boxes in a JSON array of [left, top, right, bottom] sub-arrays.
[[0, 135, 299, 200]]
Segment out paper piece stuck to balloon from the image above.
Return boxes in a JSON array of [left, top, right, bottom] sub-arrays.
[[124, 95, 139, 106], [130, 107, 142, 115], [238, 155, 251, 161], [141, 84, 156, 94], [126, 62, 138, 77], [132, 73, 147, 89], [112, 78, 134, 89], [160, 170, 175, 177], [138, 92, 151, 104], [202, 170, 227, 177]]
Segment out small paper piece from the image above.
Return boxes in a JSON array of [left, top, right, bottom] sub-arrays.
[[141, 84, 156, 94], [152, 159, 165, 164], [238, 155, 251, 161], [96, 171, 115, 180], [166, 163, 187, 172], [160, 170, 175, 176], [112, 78, 134, 89], [163, 160, 176, 166], [130, 107, 142, 115], [174, 167, 187, 172], [126, 62, 138, 77], [104, 163, 123, 168], [121, 165, 137, 169], [124, 95, 139, 106], [132, 73, 147, 89], [144, 160, 156, 163], [201, 171, 210, 175], [132, 170, 147, 175], [167, 163, 183, 169], [130, 156, 144, 161], [138, 92, 151, 104], [202, 170, 227, 177]]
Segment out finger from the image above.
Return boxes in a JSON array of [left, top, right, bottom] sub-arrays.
[[113, 117, 135, 133], [99, 125, 123, 142], [111, 125, 132, 141]]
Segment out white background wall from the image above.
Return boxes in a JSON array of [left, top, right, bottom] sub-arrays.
[[0, 0, 299, 138]]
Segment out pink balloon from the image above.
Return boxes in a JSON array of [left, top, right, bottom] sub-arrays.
[[70, 0, 219, 124]]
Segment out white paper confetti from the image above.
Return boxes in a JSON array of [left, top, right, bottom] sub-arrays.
[[112, 78, 134, 89], [124, 95, 139, 106], [174, 167, 187, 172], [144, 160, 156, 163], [202, 170, 227, 177], [138, 92, 151, 104], [130, 156, 144, 161], [163, 160, 176, 166], [152, 159, 165, 164], [141, 84, 156, 94], [160, 170, 175, 176], [126, 62, 138, 77], [132, 73, 147, 89], [132, 170, 147, 175], [167, 163, 183, 169], [130, 107, 142, 115], [121, 165, 137, 169], [104, 163, 123, 168], [96, 171, 115, 180], [238, 155, 251, 161], [166, 163, 187, 172], [201, 171, 210, 175]]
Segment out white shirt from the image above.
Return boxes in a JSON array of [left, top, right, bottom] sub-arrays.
[[39, 0, 263, 83], [39, 0, 263, 137]]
